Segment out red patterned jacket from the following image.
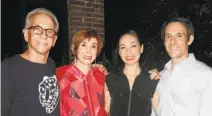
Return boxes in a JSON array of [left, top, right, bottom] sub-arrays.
[[56, 63, 106, 116]]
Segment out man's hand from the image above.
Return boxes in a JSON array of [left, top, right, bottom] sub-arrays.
[[149, 69, 160, 80], [92, 64, 108, 75]]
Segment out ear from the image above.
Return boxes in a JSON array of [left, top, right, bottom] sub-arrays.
[[118, 47, 121, 56], [140, 44, 144, 53], [23, 29, 29, 42], [52, 35, 58, 47], [188, 35, 194, 45]]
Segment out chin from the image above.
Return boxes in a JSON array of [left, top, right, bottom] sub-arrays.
[[126, 61, 137, 66], [169, 55, 180, 59], [37, 49, 49, 54], [168, 52, 177, 57], [37, 52, 48, 55], [82, 61, 93, 65]]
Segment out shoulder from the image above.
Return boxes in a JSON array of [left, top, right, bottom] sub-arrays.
[[106, 71, 122, 82], [56, 65, 70, 81], [92, 68, 106, 78], [189, 60, 212, 87], [138, 69, 159, 87], [2, 54, 20, 69], [2, 55, 21, 81], [106, 71, 120, 77], [56, 65, 70, 71], [47, 57, 56, 66], [191, 60, 212, 74], [92, 68, 106, 86]]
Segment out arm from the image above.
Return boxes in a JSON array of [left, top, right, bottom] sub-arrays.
[[151, 90, 159, 113], [104, 83, 111, 115], [151, 108, 157, 116], [2, 62, 14, 116], [151, 70, 164, 116], [199, 77, 212, 116]]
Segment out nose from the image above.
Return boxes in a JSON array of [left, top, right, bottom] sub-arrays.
[[170, 37, 176, 45], [126, 48, 132, 55], [86, 46, 92, 53], [41, 31, 48, 39]]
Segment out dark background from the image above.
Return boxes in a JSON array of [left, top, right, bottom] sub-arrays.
[[2, 0, 212, 69], [2, 0, 70, 66], [104, 0, 212, 70]]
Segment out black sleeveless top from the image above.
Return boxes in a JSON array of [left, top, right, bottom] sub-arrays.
[[106, 68, 158, 116]]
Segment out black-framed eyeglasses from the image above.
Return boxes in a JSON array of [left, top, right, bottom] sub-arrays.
[[27, 25, 57, 38]]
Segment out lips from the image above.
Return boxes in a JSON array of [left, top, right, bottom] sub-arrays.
[[83, 56, 92, 60], [39, 43, 47, 46], [37, 41, 48, 46], [170, 48, 179, 51], [169, 46, 179, 50], [125, 56, 134, 61]]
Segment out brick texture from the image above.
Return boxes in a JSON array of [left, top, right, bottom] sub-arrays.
[[67, 0, 104, 61]]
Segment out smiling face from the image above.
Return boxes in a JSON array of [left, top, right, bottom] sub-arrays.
[[76, 38, 98, 66], [23, 13, 57, 56], [118, 34, 143, 66], [164, 22, 194, 63]]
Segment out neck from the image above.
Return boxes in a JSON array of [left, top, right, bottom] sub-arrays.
[[20, 50, 49, 64], [171, 54, 189, 70], [124, 63, 141, 76], [75, 61, 91, 75]]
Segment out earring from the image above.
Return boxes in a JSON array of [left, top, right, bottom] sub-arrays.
[[95, 59, 97, 64], [74, 57, 77, 65]]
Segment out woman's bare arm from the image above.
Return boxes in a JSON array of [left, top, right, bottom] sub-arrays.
[[105, 83, 111, 115]]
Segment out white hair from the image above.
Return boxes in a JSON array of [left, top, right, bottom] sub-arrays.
[[24, 8, 59, 32]]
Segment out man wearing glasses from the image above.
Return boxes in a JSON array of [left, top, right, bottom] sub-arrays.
[[2, 8, 60, 116]]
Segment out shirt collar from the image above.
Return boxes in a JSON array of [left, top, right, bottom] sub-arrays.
[[165, 53, 196, 71]]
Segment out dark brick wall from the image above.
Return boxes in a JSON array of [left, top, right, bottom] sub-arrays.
[[67, 0, 104, 61]]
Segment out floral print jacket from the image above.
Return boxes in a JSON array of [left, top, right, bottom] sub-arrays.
[[56, 63, 106, 116]]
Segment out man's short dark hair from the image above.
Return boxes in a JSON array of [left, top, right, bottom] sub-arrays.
[[160, 17, 195, 40]]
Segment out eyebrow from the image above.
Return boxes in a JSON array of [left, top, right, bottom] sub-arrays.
[[176, 33, 183, 35], [165, 32, 183, 35], [165, 34, 171, 36], [82, 41, 87, 43], [119, 41, 136, 46], [92, 43, 97, 45], [82, 41, 97, 45], [131, 41, 136, 44], [119, 44, 125, 47]]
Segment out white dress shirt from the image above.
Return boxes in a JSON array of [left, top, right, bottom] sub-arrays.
[[151, 53, 212, 116]]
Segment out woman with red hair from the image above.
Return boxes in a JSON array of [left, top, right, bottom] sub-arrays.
[[57, 29, 105, 116]]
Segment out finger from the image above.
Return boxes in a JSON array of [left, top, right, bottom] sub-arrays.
[[100, 66, 105, 72], [149, 68, 158, 74], [155, 74, 160, 80], [92, 64, 97, 68], [153, 73, 161, 80], [105, 72, 110, 75], [148, 70, 152, 74], [153, 75, 159, 80], [150, 71, 157, 79]]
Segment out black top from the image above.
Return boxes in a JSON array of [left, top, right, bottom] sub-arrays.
[[106, 67, 158, 116], [1, 55, 60, 116]]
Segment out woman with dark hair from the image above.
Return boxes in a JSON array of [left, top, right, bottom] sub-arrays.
[[105, 30, 159, 116]]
